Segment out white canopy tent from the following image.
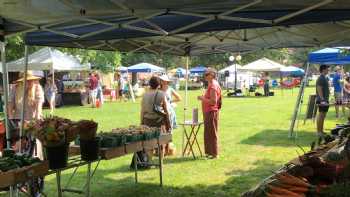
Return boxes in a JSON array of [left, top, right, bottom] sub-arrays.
[[219, 64, 243, 73], [219, 64, 256, 89], [4, 47, 89, 72], [240, 58, 286, 72]]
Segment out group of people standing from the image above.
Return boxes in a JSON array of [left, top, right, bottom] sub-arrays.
[[138, 68, 222, 166], [316, 65, 350, 142]]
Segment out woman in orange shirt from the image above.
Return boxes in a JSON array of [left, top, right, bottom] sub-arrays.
[[197, 68, 222, 159]]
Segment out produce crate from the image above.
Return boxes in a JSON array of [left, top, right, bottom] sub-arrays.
[[14, 161, 49, 183], [0, 170, 15, 188], [125, 142, 143, 154], [143, 132, 154, 140], [153, 130, 161, 138], [0, 161, 49, 188], [143, 139, 158, 150], [100, 136, 118, 148], [100, 146, 125, 160]]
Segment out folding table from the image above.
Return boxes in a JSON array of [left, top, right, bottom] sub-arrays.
[[180, 121, 203, 159]]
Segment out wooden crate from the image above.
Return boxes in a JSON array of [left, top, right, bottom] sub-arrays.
[[69, 145, 81, 157], [0, 170, 15, 188], [0, 161, 49, 188], [125, 142, 143, 154], [100, 146, 125, 160], [143, 139, 158, 150], [14, 161, 49, 183]]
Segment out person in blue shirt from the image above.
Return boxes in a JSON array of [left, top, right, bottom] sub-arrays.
[[332, 66, 343, 118]]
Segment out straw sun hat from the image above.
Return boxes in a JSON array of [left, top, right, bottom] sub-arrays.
[[159, 75, 171, 82], [16, 71, 41, 82]]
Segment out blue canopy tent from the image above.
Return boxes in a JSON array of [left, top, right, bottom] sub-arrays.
[[127, 62, 165, 73], [176, 68, 187, 77], [308, 47, 350, 65], [290, 47, 350, 138], [280, 66, 305, 77], [190, 66, 207, 74], [117, 66, 128, 73]]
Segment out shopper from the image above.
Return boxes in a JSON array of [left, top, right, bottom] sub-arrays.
[[159, 75, 181, 131], [262, 72, 270, 96], [197, 68, 222, 159], [332, 66, 343, 118], [316, 65, 330, 142], [343, 76, 350, 119], [131, 76, 169, 169], [95, 73, 104, 106], [88, 73, 98, 107], [44, 76, 58, 115], [159, 75, 181, 156]]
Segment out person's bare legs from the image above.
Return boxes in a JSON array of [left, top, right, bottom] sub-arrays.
[[317, 112, 326, 134], [335, 105, 340, 118], [317, 111, 327, 144]]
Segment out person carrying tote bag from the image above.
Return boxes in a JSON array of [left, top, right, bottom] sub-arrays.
[[130, 76, 170, 169]]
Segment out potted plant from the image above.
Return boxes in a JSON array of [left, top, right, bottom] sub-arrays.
[[77, 120, 100, 161], [25, 116, 79, 169]]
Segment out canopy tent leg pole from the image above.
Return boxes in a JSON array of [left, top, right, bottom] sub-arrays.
[[19, 45, 29, 153], [52, 66, 55, 114], [183, 56, 189, 155], [289, 62, 310, 138], [1, 41, 11, 149], [128, 80, 136, 103]]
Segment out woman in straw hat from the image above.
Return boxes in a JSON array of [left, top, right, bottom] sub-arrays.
[[8, 71, 45, 158], [197, 68, 222, 159], [159, 74, 181, 156]]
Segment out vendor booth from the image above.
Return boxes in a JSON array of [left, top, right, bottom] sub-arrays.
[[2, 1, 350, 197], [240, 57, 286, 72], [219, 64, 256, 90], [6, 47, 90, 106]]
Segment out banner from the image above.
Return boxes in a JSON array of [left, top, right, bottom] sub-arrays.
[[0, 17, 4, 42]]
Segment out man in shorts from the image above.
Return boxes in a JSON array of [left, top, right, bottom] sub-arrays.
[[332, 66, 343, 118], [316, 65, 330, 140]]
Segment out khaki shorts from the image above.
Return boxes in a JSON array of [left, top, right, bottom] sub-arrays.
[[335, 92, 342, 105]]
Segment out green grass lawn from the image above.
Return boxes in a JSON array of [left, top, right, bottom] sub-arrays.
[[1, 85, 346, 197]]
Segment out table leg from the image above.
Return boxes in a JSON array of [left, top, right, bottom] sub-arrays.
[[182, 127, 191, 156], [133, 153, 138, 184], [191, 124, 203, 157], [158, 143, 163, 187], [85, 163, 91, 197], [185, 125, 196, 159], [56, 171, 62, 197], [64, 165, 80, 189], [9, 186, 13, 197]]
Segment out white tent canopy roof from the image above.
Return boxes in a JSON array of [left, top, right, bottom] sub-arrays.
[[219, 64, 243, 74], [6, 47, 89, 72], [240, 57, 286, 72]]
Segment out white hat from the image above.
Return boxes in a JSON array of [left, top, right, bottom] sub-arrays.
[[159, 75, 171, 82]]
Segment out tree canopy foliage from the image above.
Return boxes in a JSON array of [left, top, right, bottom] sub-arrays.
[[4, 35, 318, 72]]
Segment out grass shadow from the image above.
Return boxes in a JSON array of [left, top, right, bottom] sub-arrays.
[[40, 158, 281, 197], [240, 129, 316, 147]]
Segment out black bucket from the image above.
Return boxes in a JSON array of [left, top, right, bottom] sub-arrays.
[[80, 138, 100, 161], [46, 144, 69, 170]]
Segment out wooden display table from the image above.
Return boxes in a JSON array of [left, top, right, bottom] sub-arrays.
[[64, 134, 172, 197]]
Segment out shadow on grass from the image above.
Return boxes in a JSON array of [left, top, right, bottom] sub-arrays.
[[42, 159, 281, 197], [240, 129, 317, 148], [109, 155, 203, 174]]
